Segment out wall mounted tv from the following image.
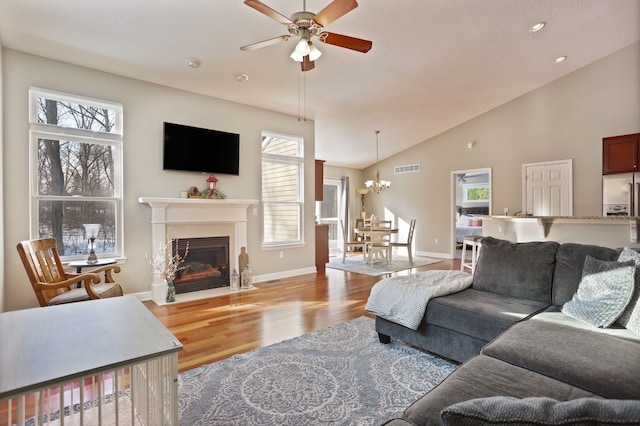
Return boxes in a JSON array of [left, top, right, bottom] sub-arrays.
[[163, 122, 240, 175]]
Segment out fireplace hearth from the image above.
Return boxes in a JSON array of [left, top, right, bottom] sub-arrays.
[[172, 236, 229, 294]]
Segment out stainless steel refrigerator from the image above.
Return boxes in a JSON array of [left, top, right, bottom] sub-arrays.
[[602, 172, 640, 216]]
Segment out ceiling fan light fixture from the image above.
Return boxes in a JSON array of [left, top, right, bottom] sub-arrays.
[[308, 42, 322, 61], [290, 50, 304, 62], [294, 38, 311, 56]]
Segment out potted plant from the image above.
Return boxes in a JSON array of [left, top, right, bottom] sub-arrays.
[[147, 240, 189, 303]]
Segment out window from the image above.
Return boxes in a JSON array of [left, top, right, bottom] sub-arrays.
[[463, 183, 490, 203], [261, 131, 304, 247], [29, 88, 124, 259]]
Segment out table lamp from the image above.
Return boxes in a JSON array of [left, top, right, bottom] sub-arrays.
[[356, 188, 369, 218], [83, 224, 100, 264]]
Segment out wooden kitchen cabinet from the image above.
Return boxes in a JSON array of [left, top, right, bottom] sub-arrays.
[[315, 224, 329, 272], [315, 159, 325, 201], [603, 133, 640, 174]]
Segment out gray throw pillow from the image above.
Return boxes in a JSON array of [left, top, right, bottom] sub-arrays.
[[473, 237, 559, 303], [561, 255, 635, 328], [441, 396, 640, 425], [617, 247, 640, 335]]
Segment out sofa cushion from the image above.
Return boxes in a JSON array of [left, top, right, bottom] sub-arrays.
[[441, 396, 640, 426], [561, 256, 635, 328], [533, 306, 640, 344], [617, 247, 640, 335], [402, 355, 597, 426], [427, 288, 547, 342], [473, 237, 559, 303], [552, 243, 620, 305], [481, 319, 640, 399]]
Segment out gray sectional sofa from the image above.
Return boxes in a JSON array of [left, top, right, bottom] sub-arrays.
[[375, 237, 640, 425]]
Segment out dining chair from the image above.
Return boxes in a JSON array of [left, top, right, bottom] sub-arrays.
[[390, 219, 416, 263], [17, 237, 123, 307], [373, 219, 392, 229], [340, 219, 367, 262], [366, 229, 392, 265]]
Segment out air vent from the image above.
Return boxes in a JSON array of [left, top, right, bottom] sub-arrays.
[[394, 163, 421, 174]]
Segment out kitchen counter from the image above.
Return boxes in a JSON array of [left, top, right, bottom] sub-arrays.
[[480, 215, 640, 246]]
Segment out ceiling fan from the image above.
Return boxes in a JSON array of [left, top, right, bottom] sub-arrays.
[[240, 0, 372, 71]]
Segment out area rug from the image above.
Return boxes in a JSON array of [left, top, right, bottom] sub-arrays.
[[178, 316, 457, 425], [326, 255, 442, 276]]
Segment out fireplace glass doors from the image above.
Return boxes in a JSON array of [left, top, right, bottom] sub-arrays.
[[172, 236, 229, 294]]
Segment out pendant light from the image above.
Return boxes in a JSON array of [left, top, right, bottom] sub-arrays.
[[365, 130, 391, 194]]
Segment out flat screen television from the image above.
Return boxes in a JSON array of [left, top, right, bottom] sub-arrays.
[[163, 122, 240, 175]]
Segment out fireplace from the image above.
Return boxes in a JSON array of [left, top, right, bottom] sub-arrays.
[[172, 236, 229, 294], [139, 197, 257, 303]]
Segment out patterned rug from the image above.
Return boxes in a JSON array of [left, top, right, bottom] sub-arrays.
[[178, 317, 457, 425], [326, 255, 442, 276]]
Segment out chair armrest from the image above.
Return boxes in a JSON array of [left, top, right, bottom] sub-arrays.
[[32, 273, 101, 291], [86, 264, 122, 283]]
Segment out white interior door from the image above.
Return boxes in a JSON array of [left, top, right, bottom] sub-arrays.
[[523, 159, 573, 216]]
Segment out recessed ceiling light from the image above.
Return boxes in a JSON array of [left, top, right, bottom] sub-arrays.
[[185, 58, 201, 68], [529, 21, 546, 32], [236, 73, 249, 82], [554, 56, 567, 64]]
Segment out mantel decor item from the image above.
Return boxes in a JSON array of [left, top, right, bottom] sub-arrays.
[[83, 224, 101, 264], [186, 176, 227, 199], [147, 239, 189, 303], [239, 247, 253, 289], [365, 130, 391, 194], [230, 269, 240, 292]]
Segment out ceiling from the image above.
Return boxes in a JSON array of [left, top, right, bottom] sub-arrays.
[[0, 1, 638, 169]]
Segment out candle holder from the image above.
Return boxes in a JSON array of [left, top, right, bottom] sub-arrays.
[[83, 224, 100, 264], [230, 269, 240, 292]]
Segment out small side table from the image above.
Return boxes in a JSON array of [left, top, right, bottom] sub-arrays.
[[68, 258, 117, 282], [460, 236, 483, 273]]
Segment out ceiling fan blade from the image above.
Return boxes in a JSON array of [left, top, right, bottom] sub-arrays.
[[319, 32, 372, 53], [244, 0, 292, 25], [313, 0, 358, 27], [301, 55, 315, 72], [240, 35, 291, 51]]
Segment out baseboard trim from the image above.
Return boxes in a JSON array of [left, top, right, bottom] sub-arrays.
[[416, 250, 453, 259]]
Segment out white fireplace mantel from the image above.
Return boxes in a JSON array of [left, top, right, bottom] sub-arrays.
[[139, 197, 258, 303]]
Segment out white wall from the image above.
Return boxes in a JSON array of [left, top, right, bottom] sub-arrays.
[[2, 49, 315, 311], [366, 42, 640, 258], [0, 43, 5, 312]]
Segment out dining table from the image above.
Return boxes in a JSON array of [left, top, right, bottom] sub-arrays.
[[354, 226, 398, 264]]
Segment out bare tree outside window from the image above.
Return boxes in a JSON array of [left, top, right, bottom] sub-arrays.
[[30, 89, 123, 258]]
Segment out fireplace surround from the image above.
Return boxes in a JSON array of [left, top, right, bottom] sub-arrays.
[[139, 197, 258, 303]]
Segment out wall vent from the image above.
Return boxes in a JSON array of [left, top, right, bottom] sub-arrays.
[[394, 163, 421, 174]]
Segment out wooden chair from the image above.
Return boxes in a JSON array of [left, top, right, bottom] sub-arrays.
[[340, 220, 367, 262], [366, 229, 392, 265], [390, 219, 417, 263], [17, 238, 123, 307]]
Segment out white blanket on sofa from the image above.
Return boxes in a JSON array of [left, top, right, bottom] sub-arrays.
[[365, 270, 474, 330]]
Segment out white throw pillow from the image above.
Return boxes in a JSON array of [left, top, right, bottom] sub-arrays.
[[561, 255, 635, 328], [457, 215, 472, 226], [617, 247, 640, 335]]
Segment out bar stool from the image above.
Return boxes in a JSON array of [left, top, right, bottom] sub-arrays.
[[461, 235, 483, 273]]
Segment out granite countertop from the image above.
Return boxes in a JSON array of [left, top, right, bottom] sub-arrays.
[[485, 215, 640, 220]]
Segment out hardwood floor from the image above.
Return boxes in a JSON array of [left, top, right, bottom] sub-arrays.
[[144, 257, 460, 373]]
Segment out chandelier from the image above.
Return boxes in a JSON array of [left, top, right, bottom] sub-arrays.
[[365, 130, 391, 194]]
